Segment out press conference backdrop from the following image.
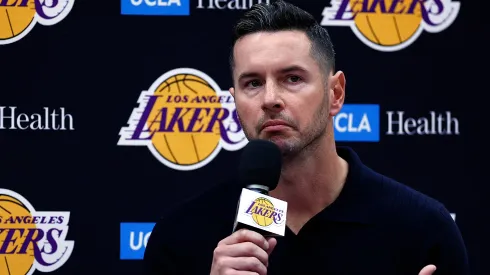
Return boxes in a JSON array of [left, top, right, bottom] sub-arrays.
[[0, 0, 478, 274]]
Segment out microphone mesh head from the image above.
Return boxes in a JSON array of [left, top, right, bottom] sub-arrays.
[[238, 139, 282, 191]]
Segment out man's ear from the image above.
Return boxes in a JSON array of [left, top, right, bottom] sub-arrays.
[[329, 71, 346, 116], [229, 87, 235, 98]]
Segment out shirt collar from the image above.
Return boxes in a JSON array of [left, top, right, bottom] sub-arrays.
[[313, 146, 376, 224]]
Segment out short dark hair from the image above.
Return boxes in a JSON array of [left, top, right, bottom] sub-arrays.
[[229, 0, 336, 78]]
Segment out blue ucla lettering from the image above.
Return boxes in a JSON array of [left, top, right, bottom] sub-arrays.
[[130, 0, 181, 7]]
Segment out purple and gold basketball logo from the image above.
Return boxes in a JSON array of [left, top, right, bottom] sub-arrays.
[[320, 0, 460, 52], [118, 68, 248, 171], [245, 197, 285, 227], [0, 189, 74, 275], [0, 0, 75, 45]]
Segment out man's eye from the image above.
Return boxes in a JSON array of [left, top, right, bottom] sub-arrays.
[[247, 80, 262, 88], [287, 76, 301, 83]]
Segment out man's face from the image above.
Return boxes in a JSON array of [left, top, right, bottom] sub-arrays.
[[230, 30, 339, 155]]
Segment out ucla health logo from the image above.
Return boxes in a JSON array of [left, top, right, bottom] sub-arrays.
[[0, 0, 75, 45], [0, 189, 74, 275], [120, 223, 155, 260], [320, 0, 460, 52], [118, 68, 247, 171], [334, 104, 379, 142], [121, 0, 189, 15]]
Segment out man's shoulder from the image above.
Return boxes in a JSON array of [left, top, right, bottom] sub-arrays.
[[358, 165, 468, 274], [339, 146, 453, 226], [143, 179, 241, 271], [361, 165, 454, 227]]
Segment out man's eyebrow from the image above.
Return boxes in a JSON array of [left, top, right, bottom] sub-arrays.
[[279, 65, 308, 74], [237, 72, 260, 82], [237, 65, 307, 82]]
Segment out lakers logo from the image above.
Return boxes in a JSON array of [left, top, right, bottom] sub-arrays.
[[0, 0, 75, 45], [0, 189, 74, 275], [320, 0, 460, 51], [118, 68, 248, 171], [245, 198, 284, 227]]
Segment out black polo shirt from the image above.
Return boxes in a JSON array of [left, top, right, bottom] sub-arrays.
[[143, 147, 469, 275]]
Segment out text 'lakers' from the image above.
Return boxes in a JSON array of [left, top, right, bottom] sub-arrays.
[[246, 198, 284, 227]]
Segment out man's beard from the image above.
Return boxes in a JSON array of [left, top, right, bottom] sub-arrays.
[[237, 95, 330, 157]]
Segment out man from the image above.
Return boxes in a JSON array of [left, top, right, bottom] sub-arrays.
[[143, 1, 469, 274]]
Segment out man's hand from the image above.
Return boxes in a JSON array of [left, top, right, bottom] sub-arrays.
[[419, 265, 437, 275], [210, 229, 277, 275]]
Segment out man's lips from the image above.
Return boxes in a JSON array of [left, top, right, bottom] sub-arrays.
[[261, 120, 291, 131]]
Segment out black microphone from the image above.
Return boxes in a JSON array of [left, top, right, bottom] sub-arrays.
[[232, 140, 288, 237], [239, 139, 282, 194]]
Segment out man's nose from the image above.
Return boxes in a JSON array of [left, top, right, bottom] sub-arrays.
[[262, 82, 284, 113]]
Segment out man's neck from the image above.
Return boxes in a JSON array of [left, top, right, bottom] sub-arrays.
[[269, 134, 348, 232]]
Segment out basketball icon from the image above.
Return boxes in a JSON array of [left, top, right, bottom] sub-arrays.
[[351, 0, 422, 47], [0, 0, 75, 45], [0, 189, 74, 275], [320, 0, 461, 51], [0, 0, 36, 42], [0, 195, 36, 275], [118, 68, 248, 171], [147, 73, 222, 167], [251, 198, 274, 227]]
